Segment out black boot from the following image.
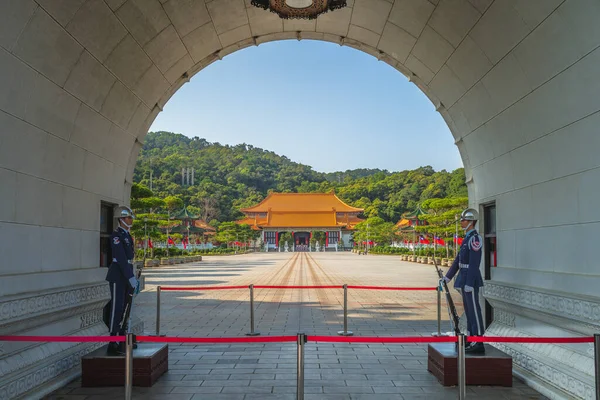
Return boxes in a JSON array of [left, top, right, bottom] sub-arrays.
[[465, 342, 485, 354], [107, 342, 125, 356]]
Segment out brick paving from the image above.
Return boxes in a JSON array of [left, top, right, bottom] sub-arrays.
[[47, 252, 547, 399]]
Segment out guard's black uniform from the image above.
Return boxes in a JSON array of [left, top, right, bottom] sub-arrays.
[[106, 227, 135, 336], [445, 229, 485, 337]]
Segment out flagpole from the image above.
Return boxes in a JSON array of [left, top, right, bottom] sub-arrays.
[[167, 210, 170, 257], [144, 218, 147, 260], [455, 214, 458, 257]]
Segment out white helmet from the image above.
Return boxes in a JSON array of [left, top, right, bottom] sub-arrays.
[[114, 205, 135, 220], [460, 208, 479, 222]]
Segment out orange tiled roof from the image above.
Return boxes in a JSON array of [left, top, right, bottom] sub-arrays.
[[237, 192, 364, 229], [345, 215, 364, 229], [236, 217, 256, 226], [396, 218, 411, 228], [267, 212, 339, 228], [236, 217, 265, 230], [193, 219, 216, 232], [241, 192, 363, 213]]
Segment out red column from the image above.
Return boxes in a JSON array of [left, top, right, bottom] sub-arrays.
[[275, 232, 279, 247], [325, 231, 329, 247]]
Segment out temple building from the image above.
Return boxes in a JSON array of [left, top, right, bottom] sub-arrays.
[[395, 205, 428, 244], [237, 192, 364, 250], [169, 206, 216, 244], [395, 205, 428, 232]]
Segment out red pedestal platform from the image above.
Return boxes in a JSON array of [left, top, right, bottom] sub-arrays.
[[82, 343, 168, 387], [427, 343, 512, 387]]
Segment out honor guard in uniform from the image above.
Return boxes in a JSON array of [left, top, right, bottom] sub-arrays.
[[442, 208, 485, 354], [106, 206, 139, 355]]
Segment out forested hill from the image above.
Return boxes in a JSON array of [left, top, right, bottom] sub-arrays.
[[133, 131, 467, 224], [322, 168, 390, 183]]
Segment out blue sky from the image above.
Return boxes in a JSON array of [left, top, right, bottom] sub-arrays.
[[150, 40, 462, 174]]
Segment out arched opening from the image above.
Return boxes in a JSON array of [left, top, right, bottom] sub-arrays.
[[1, 1, 598, 398]]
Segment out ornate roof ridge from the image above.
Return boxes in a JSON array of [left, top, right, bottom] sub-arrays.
[[240, 192, 363, 212], [172, 205, 199, 220]]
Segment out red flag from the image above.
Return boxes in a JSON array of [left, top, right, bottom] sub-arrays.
[[168, 237, 174, 245], [148, 238, 153, 249], [419, 236, 430, 245]]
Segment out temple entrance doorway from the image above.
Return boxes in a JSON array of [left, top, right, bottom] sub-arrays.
[[295, 232, 311, 251]]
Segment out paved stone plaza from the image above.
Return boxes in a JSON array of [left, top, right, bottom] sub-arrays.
[[48, 253, 546, 399]]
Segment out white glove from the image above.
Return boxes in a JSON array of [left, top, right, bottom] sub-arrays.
[[464, 285, 474, 293], [443, 276, 451, 284], [128, 276, 138, 289]]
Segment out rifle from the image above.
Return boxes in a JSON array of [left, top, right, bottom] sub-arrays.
[[433, 257, 461, 336], [119, 264, 143, 334]]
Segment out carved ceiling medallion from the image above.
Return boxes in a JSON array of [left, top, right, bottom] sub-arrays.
[[250, 0, 347, 20]]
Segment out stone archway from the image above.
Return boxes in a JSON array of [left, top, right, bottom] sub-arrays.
[[1, 1, 599, 398]]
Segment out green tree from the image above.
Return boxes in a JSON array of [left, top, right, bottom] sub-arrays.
[[417, 197, 468, 258], [353, 217, 398, 250], [164, 195, 184, 212], [310, 231, 325, 247], [216, 222, 241, 248], [279, 232, 292, 249]]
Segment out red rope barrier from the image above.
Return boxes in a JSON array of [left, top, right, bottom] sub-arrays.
[[308, 336, 457, 343], [0, 335, 124, 343], [468, 336, 594, 344], [137, 335, 297, 343], [0, 335, 593, 345], [161, 285, 437, 291], [254, 285, 342, 289], [160, 285, 248, 291], [347, 285, 437, 291]]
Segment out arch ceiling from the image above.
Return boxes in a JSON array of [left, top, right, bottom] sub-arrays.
[[1, 0, 600, 399]]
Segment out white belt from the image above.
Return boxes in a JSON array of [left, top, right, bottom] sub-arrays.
[[459, 263, 469, 269], [112, 259, 133, 264]]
